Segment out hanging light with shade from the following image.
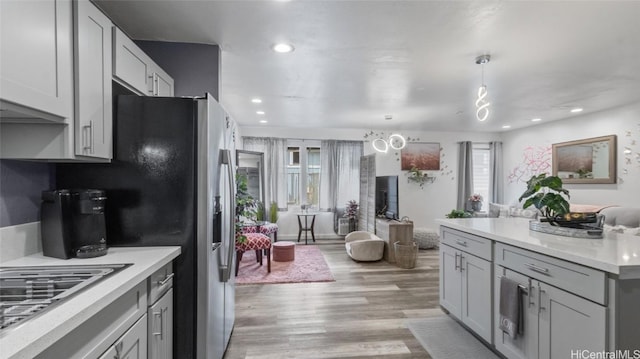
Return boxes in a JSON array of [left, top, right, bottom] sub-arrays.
[[475, 54, 491, 122]]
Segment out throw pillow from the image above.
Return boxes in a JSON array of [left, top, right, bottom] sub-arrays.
[[509, 207, 538, 219], [488, 203, 510, 218]]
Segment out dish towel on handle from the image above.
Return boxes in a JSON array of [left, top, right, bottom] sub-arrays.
[[499, 276, 523, 338]]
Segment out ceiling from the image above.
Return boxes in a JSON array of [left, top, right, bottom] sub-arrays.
[[95, 1, 640, 133]]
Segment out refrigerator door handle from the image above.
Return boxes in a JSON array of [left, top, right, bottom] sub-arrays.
[[220, 149, 235, 282]]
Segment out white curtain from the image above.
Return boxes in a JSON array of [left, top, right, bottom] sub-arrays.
[[457, 141, 474, 211], [242, 137, 288, 209], [319, 140, 363, 212], [490, 141, 504, 204]]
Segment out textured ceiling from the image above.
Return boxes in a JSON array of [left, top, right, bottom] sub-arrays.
[[95, 0, 640, 132]]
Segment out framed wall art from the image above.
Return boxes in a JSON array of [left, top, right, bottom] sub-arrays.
[[552, 134, 616, 184], [401, 142, 441, 170]]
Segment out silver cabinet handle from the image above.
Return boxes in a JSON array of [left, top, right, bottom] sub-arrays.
[[114, 341, 123, 359], [153, 73, 159, 95], [455, 240, 467, 247], [538, 284, 546, 313], [157, 272, 174, 286], [152, 310, 163, 339], [454, 252, 460, 271], [148, 74, 155, 94], [527, 278, 534, 307], [525, 263, 550, 275], [459, 254, 465, 272], [82, 121, 92, 153]]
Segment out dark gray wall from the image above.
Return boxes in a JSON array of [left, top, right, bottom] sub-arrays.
[[136, 41, 221, 100], [0, 160, 54, 227]]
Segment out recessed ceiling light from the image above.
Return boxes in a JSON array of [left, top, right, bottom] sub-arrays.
[[256, 111, 265, 115], [251, 98, 262, 104], [259, 120, 268, 124], [502, 125, 511, 129], [531, 118, 542, 122], [570, 108, 583, 113], [272, 43, 294, 53]]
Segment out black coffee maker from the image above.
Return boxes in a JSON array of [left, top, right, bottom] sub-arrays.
[[41, 189, 108, 259]]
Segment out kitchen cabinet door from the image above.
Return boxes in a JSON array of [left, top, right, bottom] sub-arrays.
[[74, 0, 113, 159], [99, 314, 148, 359], [113, 27, 174, 97], [494, 267, 539, 359], [148, 288, 173, 359], [460, 252, 492, 343], [538, 282, 606, 359], [0, 0, 73, 120], [439, 244, 462, 318], [113, 27, 151, 96], [149, 67, 174, 97]]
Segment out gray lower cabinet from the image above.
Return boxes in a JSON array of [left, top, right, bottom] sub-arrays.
[[494, 266, 606, 359], [439, 243, 493, 343], [148, 288, 173, 359], [538, 282, 606, 359], [35, 281, 148, 359], [99, 314, 148, 359], [147, 262, 174, 359]]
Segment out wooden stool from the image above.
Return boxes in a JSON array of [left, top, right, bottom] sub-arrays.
[[273, 241, 295, 262]]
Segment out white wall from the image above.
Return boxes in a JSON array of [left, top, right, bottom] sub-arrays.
[[502, 101, 640, 207], [240, 126, 500, 236]]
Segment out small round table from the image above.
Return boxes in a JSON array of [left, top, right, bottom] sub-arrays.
[[273, 241, 296, 262]]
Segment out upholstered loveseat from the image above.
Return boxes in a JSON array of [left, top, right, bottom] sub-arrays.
[[599, 206, 640, 234], [345, 231, 385, 261]]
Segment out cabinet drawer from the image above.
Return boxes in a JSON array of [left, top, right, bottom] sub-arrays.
[[36, 280, 147, 358], [148, 261, 173, 305], [440, 227, 492, 261], [494, 243, 606, 304]]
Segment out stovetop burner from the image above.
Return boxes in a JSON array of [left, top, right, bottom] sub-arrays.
[[0, 264, 128, 333]]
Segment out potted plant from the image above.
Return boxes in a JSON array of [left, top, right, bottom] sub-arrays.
[[468, 193, 483, 212], [344, 200, 358, 232], [445, 209, 472, 218], [268, 201, 279, 224], [518, 173, 570, 223], [235, 172, 257, 244], [406, 165, 434, 188]]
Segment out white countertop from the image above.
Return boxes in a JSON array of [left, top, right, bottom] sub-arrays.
[[437, 218, 640, 279], [0, 246, 181, 359]]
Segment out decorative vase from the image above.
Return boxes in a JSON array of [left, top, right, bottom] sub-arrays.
[[471, 201, 482, 212]]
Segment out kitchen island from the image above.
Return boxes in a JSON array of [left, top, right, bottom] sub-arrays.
[[0, 246, 180, 359], [437, 217, 640, 358]]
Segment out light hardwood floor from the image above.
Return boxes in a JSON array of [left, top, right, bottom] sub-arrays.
[[224, 240, 443, 358]]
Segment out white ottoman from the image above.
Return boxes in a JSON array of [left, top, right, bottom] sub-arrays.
[[414, 228, 439, 249]]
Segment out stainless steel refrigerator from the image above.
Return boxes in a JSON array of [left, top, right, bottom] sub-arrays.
[[56, 94, 236, 359]]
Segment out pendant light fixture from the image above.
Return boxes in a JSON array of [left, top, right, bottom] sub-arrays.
[[372, 133, 406, 153], [371, 116, 407, 153], [475, 54, 491, 122]]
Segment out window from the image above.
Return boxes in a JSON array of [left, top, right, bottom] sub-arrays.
[[286, 141, 321, 208], [472, 143, 490, 205]]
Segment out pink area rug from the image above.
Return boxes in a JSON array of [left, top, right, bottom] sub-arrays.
[[235, 244, 335, 285]]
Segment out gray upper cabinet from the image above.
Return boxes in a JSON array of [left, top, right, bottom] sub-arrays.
[[74, 0, 113, 159], [0, 0, 113, 160], [0, 0, 73, 121], [113, 27, 174, 97]]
